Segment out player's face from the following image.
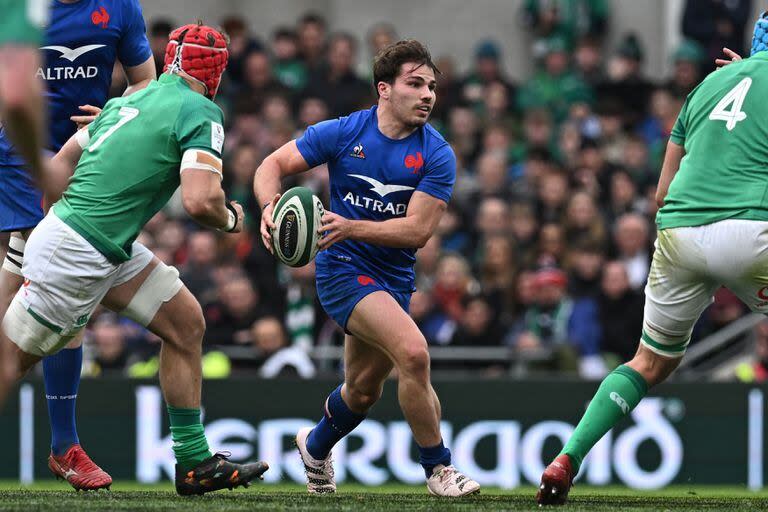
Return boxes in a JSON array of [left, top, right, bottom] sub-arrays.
[[389, 62, 436, 128]]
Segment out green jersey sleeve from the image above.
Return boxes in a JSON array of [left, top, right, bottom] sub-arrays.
[[670, 97, 689, 145], [174, 97, 225, 158]]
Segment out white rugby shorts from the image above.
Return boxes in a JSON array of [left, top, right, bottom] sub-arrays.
[[643, 218, 768, 357], [6, 211, 152, 355]]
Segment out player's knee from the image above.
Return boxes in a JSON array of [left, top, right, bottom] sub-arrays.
[[166, 307, 205, 354], [397, 341, 430, 380]]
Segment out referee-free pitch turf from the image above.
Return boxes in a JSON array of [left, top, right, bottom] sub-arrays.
[[0, 481, 767, 511]]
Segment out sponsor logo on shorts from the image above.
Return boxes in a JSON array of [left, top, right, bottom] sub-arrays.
[[610, 392, 630, 414], [758, 286, 768, 301], [357, 275, 375, 286], [22, 279, 30, 287]]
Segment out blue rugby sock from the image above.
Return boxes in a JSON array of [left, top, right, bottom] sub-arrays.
[[305, 384, 366, 460], [43, 347, 82, 456], [418, 439, 451, 478]]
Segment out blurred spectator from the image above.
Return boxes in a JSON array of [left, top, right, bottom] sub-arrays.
[[668, 39, 706, 98], [91, 315, 130, 376], [522, 0, 609, 48], [252, 316, 289, 360], [598, 260, 644, 363], [297, 12, 328, 72], [508, 266, 603, 376], [563, 190, 606, 247], [220, 15, 263, 87], [509, 202, 539, 266], [700, 288, 748, 338], [180, 231, 219, 305], [573, 35, 605, 86], [366, 22, 398, 60], [517, 36, 593, 122], [682, 0, 751, 75], [566, 241, 605, 299], [410, 289, 455, 346], [205, 274, 269, 345], [433, 253, 475, 321], [451, 294, 505, 349], [612, 213, 651, 290], [597, 33, 652, 128], [478, 235, 517, 324], [234, 49, 291, 113], [304, 32, 372, 117], [536, 168, 569, 222], [271, 27, 308, 91], [735, 319, 768, 383], [461, 40, 515, 110], [149, 18, 174, 76]]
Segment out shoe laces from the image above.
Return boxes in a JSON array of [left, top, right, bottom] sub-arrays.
[[436, 465, 458, 485]]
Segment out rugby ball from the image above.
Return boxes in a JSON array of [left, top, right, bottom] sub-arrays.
[[271, 186, 325, 267]]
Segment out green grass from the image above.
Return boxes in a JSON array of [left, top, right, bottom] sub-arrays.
[[0, 481, 767, 511]]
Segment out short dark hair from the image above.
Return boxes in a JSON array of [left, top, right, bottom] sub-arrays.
[[372, 39, 439, 95]]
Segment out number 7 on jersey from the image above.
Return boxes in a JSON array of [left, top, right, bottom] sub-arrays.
[[88, 107, 140, 152]]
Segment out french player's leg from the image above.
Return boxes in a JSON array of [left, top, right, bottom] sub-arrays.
[[537, 227, 719, 505], [345, 291, 480, 496], [100, 246, 268, 495], [297, 332, 393, 493]]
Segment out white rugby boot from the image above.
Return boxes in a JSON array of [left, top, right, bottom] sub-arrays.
[[426, 464, 481, 497], [295, 426, 336, 494]]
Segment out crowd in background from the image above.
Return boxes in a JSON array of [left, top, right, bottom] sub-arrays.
[[73, 0, 768, 381]]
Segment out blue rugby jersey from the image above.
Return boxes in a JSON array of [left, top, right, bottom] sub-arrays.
[[296, 106, 455, 292], [0, 0, 151, 165]]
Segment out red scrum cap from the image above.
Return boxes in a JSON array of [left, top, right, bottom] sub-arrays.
[[164, 22, 229, 99]]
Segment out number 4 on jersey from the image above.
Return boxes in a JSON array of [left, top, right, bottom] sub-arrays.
[[709, 77, 751, 131]]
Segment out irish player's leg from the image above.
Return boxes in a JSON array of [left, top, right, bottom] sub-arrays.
[[537, 227, 718, 505], [99, 246, 268, 495]]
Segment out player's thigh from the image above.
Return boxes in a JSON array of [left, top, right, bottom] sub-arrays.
[[641, 228, 719, 358], [346, 290, 428, 372], [344, 333, 394, 397], [101, 245, 199, 346]]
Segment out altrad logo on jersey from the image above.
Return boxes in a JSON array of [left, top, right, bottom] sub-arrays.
[[38, 44, 105, 80], [344, 174, 414, 215]]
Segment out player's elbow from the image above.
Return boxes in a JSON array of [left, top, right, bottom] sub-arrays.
[[412, 225, 432, 249]]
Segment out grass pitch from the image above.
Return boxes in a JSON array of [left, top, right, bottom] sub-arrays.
[[0, 481, 766, 511]]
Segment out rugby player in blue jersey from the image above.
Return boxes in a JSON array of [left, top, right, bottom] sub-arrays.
[[254, 39, 480, 497], [0, 0, 155, 490]]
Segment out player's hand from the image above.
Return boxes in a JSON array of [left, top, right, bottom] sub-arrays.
[[318, 211, 352, 250], [260, 193, 281, 254], [715, 47, 742, 68], [70, 105, 102, 130], [228, 200, 245, 233]]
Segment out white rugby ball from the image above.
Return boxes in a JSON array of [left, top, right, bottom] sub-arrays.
[[271, 186, 325, 267]]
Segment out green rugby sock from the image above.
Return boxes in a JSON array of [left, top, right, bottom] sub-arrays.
[[167, 406, 212, 472], [560, 365, 648, 474]]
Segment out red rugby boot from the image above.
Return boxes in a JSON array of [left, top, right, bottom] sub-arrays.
[[48, 444, 112, 491], [536, 454, 574, 506]]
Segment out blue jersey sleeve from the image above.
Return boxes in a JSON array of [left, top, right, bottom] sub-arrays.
[[416, 143, 455, 203], [295, 119, 341, 168], [117, 0, 152, 67]]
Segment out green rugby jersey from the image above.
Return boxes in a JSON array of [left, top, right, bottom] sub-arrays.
[[53, 73, 225, 263], [657, 52, 768, 229]]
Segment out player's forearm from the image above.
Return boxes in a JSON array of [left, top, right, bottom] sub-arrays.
[[254, 157, 283, 210], [656, 140, 685, 207], [348, 217, 431, 249], [184, 186, 231, 230]]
